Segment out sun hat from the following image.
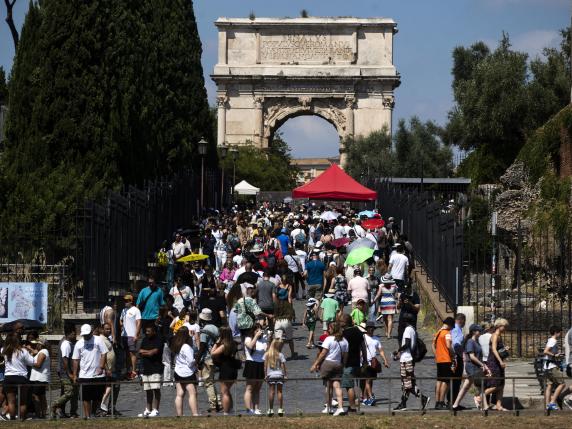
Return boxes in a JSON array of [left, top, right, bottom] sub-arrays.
[[358, 322, 367, 333], [80, 324, 92, 336], [199, 308, 213, 321], [380, 274, 394, 284]]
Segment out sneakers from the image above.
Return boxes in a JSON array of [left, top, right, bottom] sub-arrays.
[[277, 408, 284, 417], [546, 402, 559, 411], [137, 409, 151, 418], [332, 407, 346, 416], [393, 402, 407, 411], [245, 409, 255, 415], [563, 396, 572, 410], [434, 402, 448, 410], [267, 409, 274, 417], [421, 395, 430, 411], [321, 406, 331, 414], [148, 410, 159, 417], [253, 409, 262, 415]]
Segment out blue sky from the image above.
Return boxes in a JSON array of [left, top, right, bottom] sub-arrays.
[[1, 0, 569, 158]]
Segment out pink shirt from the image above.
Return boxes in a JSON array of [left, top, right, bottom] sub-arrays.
[[220, 268, 236, 282], [348, 276, 370, 303]]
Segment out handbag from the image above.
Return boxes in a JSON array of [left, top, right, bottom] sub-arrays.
[[370, 356, 382, 373], [497, 346, 509, 360]]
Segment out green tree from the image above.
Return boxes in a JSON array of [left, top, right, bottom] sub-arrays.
[[344, 127, 395, 180], [447, 31, 571, 183], [394, 117, 453, 177], [0, 67, 7, 105], [1, 0, 212, 244], [222, 132, 299, 191]]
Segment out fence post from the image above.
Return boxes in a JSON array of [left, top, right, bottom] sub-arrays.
[[516, 220, 523, 358]]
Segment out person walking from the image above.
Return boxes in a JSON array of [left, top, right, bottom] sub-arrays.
[[137, 325, 163, 418], [211, 327, 240, 415], [484, 318, 510, 411], [273, 278, 297, 360], [197, 309, 220, 413], [393, 314, 430, 411], [310, 322, 348, 416], [303, 298, 319, 348], [451, 313, 466, 403], [542, 326, 571, 411], [340, 314, 367, 413], [378, 274, 397, 339], [452, 324, 491, 412], [52, 325, 79, 419], [136, 275, 165, 330], [347, 268, 369, 308], [479, 322, 493, 362], [243, 320, 270, 415], [171, 327, 199, 417], [264, 338, 287, 417], [1, 333, 34, 420], [305, 251, 326, 300], [360, 321, 389, 406], [119, 294, 141, 380], [71, 324, 108, 418], [388, 244, 409, 292], [97, 323, 119, 417], [396, 283, 420, 343], [319, 289, 340, 334], [366, 266, 381, 321], [432, 317, 455, 410]]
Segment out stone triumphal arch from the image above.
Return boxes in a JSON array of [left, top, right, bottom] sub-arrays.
[[212, 17, 400, 166]]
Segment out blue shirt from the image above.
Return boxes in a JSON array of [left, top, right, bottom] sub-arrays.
[[277, 234, 290, 255], [136, 286, 165, 320], [451, 323, 464, 355], [306, 260, 325, 285]]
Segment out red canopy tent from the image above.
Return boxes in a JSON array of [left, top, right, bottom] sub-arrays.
[[292, 164, 377, 201]]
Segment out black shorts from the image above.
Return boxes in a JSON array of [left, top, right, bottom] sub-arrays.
[[174, 372, 197, 385], [243, 361, 265, 380], [30, 382, 48, 396], [3, 375, 27, 394], [436, 362, 454, 382], [78, 378, 106, 401]]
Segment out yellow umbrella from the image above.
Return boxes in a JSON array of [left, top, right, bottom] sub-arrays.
[[177, 253, 209, 263]]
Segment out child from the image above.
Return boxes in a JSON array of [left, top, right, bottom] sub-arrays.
[[263, 338, 287, 417], [319, 289, 340, 334], [186, 310, 201, 349], [303, 298, 319, 349], [170, 308, 188, 334], [351, 299, 367, 326]]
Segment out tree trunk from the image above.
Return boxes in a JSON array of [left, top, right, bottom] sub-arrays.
[[4, 0, 19, 50]]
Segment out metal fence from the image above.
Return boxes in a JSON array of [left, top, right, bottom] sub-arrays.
[[375, 181, 464, 313], [465, 220, 572, 357]]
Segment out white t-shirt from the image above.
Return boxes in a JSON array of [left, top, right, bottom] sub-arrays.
[[58, 339, 73, 378], [400, 326, 416, 362], [321, 336, 349, 363], [174, 343, 196, 378], [233, 255, 244, 267], [264, 352, 286, 378], [172, 241, 186, 259], [72, 336, 107, 379], [348, 276, 370, 303], [333, 225, 345, 239], [120, 306, 141, 337], [284, 255, 299, 273], [365, 335, 382, 365], [233, 266, 246, 282], [389, 253, 409, 280], [295, 250, 307, 272], [544, 337, 559, 370], [245, 335, 269, 363], [479, 333, 492, 361], [30, 349, 50, 382], [169, 285, 193, 311], [2, 348, 34, 377]]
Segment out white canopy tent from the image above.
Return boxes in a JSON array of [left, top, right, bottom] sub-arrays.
[[234, 180, 260, 195]]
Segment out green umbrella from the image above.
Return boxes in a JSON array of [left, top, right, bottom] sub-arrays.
[[345, 247, 375, 266]]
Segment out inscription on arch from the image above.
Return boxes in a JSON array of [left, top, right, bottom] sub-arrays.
[[260, 33, 353, 63]]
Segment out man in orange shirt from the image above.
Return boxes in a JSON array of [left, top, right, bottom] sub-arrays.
[[432, 317, 455, 410]]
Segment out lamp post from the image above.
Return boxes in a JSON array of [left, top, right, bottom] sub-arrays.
[[198, 138, 208, 212], [219, 142, 228, 210], [230, 146, 239, 204]]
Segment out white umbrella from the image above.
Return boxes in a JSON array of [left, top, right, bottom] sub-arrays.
[[320, 211, 340, 221]]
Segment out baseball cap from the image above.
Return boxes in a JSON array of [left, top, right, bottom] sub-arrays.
[[469, 323, 483, 333], [306, 298, 318, 307], [80, 324, 92, 336]]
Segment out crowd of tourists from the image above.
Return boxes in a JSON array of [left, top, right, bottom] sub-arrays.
[[1, 203, 572, 419]]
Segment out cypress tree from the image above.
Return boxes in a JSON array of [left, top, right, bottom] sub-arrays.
[[0, 67, 7, 105]]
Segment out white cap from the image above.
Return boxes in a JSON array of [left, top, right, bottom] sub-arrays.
[[80, 324, 92, 336], [242, 282, 255, 289]]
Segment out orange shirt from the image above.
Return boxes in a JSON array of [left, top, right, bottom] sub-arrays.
[[434, 328, 452, 363]]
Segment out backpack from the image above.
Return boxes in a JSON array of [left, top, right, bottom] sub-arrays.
[[157, 249, 168, 267], [334, 276, 349, 306], [413, 337, 427, 363], [265, 251, 277, 269], [295, 231, 306, 245], [305, 308, 317, 326]]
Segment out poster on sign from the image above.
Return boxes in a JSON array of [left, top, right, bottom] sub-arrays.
[[0, 283, 48, 323]]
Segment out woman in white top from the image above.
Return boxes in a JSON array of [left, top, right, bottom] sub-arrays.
[[361, 323, 389, 406], [28, 340, 50, 419], [170, 327, 199, 416], [1, 333, 35, 420], [310, 322, 348, 416], [243, 320, 270, 415]]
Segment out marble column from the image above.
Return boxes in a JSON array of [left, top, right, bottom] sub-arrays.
[[216, 95, 227, 146], [341, 96, 356, 168], [254, 96, 264, 147]]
